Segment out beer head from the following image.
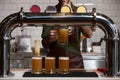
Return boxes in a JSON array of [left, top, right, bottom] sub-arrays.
[[32, 56, 42, 59], [45, 57, 55, 59], [59, 57, 69, 60]]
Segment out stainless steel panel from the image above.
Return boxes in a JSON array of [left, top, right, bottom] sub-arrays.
[[83, 56, 105, 69], [83, 55, 105, 60]]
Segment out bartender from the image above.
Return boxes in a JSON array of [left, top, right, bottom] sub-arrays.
[[41, 0, 93, 68]]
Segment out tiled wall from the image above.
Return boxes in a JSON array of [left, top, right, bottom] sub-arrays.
[[0, 0, 120, 47]]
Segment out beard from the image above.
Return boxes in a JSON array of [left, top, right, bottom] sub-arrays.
[[59, 0, 70, 5]]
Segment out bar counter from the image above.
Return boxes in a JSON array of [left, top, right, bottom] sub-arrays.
[[0, 69, 119, 80]]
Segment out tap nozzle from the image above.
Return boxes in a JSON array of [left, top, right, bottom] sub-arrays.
[[18, 7, 24, 27], [91, 8, 96, 31]]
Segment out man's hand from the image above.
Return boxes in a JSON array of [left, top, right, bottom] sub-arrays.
[[50, 29, 58, 42]]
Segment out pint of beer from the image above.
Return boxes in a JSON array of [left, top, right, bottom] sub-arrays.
[[59, 57, 69, 74], [45, 57, 55, 74], [58, 28, 68, 45], [32, 57, 42, 74]]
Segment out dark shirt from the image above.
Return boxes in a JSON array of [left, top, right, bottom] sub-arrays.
[[41, 2, 84, 68]]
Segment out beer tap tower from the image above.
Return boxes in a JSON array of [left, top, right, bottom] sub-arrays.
[[0, 7, 119, 77]]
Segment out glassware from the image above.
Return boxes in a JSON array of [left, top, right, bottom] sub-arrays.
[[32, 57, 42, 74], [45, 57, 55, 74], [34, 40, 40, 56], [58, 57, 69, 74], [58, 27, 68, 45]]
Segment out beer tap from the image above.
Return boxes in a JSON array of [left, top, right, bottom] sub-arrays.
[[18, 7, 24, 30], [91, 8, 96, 31]]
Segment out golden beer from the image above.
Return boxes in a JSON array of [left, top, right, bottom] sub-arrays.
[[59, 57, 69, 74], [32, 57, 42, 74], [45, 57, 55, 74], [58, 29, 68, 45]]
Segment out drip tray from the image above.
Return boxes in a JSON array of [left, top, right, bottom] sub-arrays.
[[23, 71, 98, 77]]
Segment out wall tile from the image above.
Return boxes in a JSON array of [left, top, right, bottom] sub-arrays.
[[3, 3, 17, 10], [0, 0, 10, 4]]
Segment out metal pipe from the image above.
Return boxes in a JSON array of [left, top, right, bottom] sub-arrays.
[[0, 12, 119, 77]]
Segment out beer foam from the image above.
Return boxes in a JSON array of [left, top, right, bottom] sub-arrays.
[[45, 57, 55, 59], [32, 57, 42, 59], [59, 29, 68, 31], [59, 57, 69, 60]]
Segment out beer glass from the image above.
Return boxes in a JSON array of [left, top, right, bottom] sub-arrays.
[[45, 57, 55, 74], [59, 57, 69, 74], [58, 28, 68, 45], [34, 40, 40, 56], [32, 57, 42, 74]]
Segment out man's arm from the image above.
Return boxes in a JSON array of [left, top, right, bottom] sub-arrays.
[[80, 26, 93, 38]]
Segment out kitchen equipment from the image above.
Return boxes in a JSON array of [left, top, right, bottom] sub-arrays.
[[18, 28, 32, 53]]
